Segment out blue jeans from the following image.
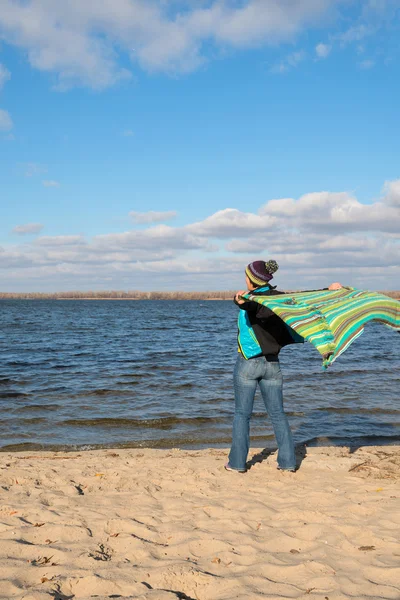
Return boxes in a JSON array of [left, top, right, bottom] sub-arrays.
[[228, 354, 296, 471]]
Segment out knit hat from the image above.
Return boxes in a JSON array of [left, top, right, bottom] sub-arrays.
[[245, 260, 279, 286]]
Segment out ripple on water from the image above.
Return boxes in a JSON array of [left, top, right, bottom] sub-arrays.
[[61, 416, 228, 429], [317, 406, 400, 415], [0, 378, 22, 386], [13, 404, 61, 413], [0, 392, 31, 399], [71, 388, 138, 398]]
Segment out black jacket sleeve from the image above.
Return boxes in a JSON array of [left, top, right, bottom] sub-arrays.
[[254, 305, 276, 320]]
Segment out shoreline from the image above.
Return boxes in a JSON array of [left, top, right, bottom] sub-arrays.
[[55, 297, 232, 301], [1, 437, 400, 455], [1, 445, 399, 599], [1, 290, 399, 301]]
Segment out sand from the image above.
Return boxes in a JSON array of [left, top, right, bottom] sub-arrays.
[[0, 445, 399, 600]]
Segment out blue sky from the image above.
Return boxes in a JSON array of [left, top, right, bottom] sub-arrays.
[[1, 0, 399, 291]]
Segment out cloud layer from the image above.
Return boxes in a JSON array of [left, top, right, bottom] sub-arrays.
[[0, 0, 341, 89], [2, 180, 399, 291]]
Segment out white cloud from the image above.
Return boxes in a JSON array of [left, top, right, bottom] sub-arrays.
[[0, 0, 132, 90], [0, 0, 341, 88], [186, 208, 278, 237], [0, 64, 11, 89], [93, 224, 209, 252], [383, 179, 400, 206], [315, 42, 331, 58], [188, 0, 336, 47], [271, 50, 306, 73], [337, 24, 372, 46], [317, 4, 398, 65], [0, 2, 397, 90], [1, 179, 400, 290], [0, 1, 397, 89], [0, 108, 13, 131], [318, 235, 370, 251], [130, 210, 177, 224], [259, 188, 400, 233], [225, 232, 325, 254], [122, 129, 134, 137], [42, 180, 60, 187], [12, 222, 44, 235]]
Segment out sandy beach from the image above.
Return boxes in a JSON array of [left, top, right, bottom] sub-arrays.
[[0, 445, 399, 600]]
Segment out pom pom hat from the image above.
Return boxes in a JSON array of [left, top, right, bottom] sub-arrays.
[[245, 260, 279, 286]]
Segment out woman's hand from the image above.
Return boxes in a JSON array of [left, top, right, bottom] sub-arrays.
[[328, 282, 343, 290], [235, 290, 247, 304]]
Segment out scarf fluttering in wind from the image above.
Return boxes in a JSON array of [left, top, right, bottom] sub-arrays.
[[244, 287, 400, 368]]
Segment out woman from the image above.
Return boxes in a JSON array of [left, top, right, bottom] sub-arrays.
[[226, 260, 341, 473]]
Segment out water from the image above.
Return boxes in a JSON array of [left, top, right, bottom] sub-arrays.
[[0, 299, 399, 452]]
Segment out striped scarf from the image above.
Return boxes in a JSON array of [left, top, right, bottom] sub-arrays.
[[244, 287, 400, 368]]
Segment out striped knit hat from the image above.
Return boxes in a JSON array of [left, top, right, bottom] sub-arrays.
[[245, 260, 279, 286]]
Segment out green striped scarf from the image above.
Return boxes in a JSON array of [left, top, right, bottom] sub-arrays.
[[244, 287, 400, 368]]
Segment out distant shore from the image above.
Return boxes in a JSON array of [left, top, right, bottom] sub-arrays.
[[0, 291, 236, 300], [1, 290, 399, 300], [56, 297, 231, 301]]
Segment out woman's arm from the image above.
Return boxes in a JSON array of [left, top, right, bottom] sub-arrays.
[[234, 291, 247, 305]]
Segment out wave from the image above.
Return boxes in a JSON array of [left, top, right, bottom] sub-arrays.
[[5, 361, 39, 367], [0, 392, 31, 399], [3, 432, 399, 454], [72, 388, 138, 398], [13, 404, 61, 413], [316, 407, 400, 415], [0, 378, 21, 386], [303, 434, 400, 447], [61, 416, 229, 429], [0, 433, 275, 453]]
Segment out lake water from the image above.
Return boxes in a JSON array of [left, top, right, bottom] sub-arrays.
[[0, 299, 399, 452]]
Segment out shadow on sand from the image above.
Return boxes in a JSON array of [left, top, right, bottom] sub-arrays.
[[246, 443, 308, 472]]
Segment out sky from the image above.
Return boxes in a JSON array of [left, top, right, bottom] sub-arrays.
[[1, 0, 400, 292]]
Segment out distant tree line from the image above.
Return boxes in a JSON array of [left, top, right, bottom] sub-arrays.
[[0, 290, 236, 300], [0, 290, 399, 300]]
